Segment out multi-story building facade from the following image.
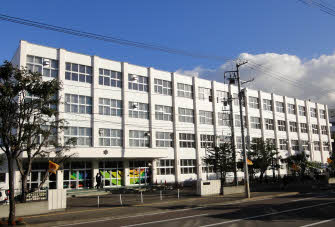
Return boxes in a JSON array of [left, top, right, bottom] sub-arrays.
[[0, 40, 332, 190]]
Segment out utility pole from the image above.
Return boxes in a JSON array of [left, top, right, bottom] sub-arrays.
[[224, 61, 251, 199]]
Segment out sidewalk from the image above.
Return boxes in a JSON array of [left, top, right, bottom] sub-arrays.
[[22, 190, 302, 226]]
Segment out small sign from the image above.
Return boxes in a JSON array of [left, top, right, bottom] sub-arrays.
[[203, 182, 211, 185]]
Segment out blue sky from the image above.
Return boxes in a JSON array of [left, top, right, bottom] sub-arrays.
[[1, 0, 334, 72]]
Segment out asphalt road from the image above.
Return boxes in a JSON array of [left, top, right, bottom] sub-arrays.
[[26, 191, 335, 227]]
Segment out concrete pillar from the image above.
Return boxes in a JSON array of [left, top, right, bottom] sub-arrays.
[[123, 160, 130, 186], [171, 73, 181, 183], [272, 93, 281, 176], [193, 77, 203, 180], [56, 170, 64, 189], [92, 160, 99, 188], [151, 159, 157, 184]]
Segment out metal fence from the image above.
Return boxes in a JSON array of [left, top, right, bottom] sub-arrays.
[[0, 189, 48, 204]]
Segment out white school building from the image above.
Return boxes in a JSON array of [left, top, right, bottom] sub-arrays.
[[0, 40, 332, 190]]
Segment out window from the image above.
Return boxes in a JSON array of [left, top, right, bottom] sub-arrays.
[[320, 109, 326, 119], [129, 130, 149, 147], [249, 97, 259, 109], [157, 160, 175, 175], [276, 101, 285, 113], [200, 134, 215, 148], [129, 102, 149, 119], [178, 108, 194, 123], [321, 126, 328, 135], [128, 74, 148, 92], [65, 62, 92, 83], [310, 108, 317, 118], [263, 99, 273, 111], [299, 106, 306, 116], [301, 140, 309, 151], [277, 120, 286, 131], [279, 139, 288, 150], [235, 115, 247, 127], [179, 133, 196, 148], [216, 91, 229, 103], [314, 141, 320, 151], [250, 117, 261, 129], [266, 138, 276, 146], [300, 123, 308, 133], [287, 104, 296, 115], [202, 163, 215, 174], [154, 79, 172, 95], [289, 122, 298, 132], [265, 118, 274, 130], [99, 68, 122, 88], [64, 127, 92, 146], [249, 137, 262, 149], [65, 94, 92, 114], [323, 142, 330, 151], [99, 161, 123, 187], [291, 140, 299, 151], [312, 124, 319, 134], [0, 173, 5, 183], [218, 112, 231, 126], [236, 136, 243, 149], [218, 136, 231, 146], [99, 128, 122, 147], [156, 132, 173, 147], [27, 55, 58, 78], [198, 87, 212, 101], [177, 83, 193, 99], [155, 105, 173, 121], [180, 159, 196, 174], [199, 110, 213, 125], [99, 98, 122, 116]]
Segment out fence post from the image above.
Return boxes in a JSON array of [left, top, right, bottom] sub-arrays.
[[140, 191, 143, 203], [97, 196, 100, 208], [120, 193, 123, 206], [160, 190, 162, 201], [177, 189, 180, 200]]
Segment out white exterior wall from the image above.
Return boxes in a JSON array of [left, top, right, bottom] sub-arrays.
[[3, 40, 332, 189]]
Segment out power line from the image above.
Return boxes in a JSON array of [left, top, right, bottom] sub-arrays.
[[0, 13, 232, 62], [1, 13, 334, 102]]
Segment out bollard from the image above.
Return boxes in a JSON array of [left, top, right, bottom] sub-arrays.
[[120, 193, 123, 206], [177, 189, 180, 200], [140, 191, 143, 203], [97, 196, 100, 208], [160, 190, 162, 201]]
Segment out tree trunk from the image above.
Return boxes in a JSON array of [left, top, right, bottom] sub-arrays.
[[7, 156, 16, 225], [20, 174, 28, 203], [260, 172, 264, 183]]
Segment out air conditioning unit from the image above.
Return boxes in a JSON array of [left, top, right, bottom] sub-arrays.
[[144, 132, 151, 137], [43, 59, 50, 66], [130, 75, 138, 81]]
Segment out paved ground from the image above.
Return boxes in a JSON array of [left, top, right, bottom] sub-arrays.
[[21, 189, 335, 227]]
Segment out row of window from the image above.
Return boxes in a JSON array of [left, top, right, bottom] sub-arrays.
[[63, 127, 329, 152], [27, 55, 327, 120], [64, 97, 329, 135]]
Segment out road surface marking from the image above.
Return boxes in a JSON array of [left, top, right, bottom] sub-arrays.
[[121, 213, 210, 227], [50, 196, 278, 227], [291, 194, 329, 202], [299, 218, 335, 227], [199, 201, 335, 227]]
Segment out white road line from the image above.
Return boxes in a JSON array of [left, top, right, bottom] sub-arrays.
[[121, 213, 210, 227], [199, 201, 335, 227], [299, 218, 335, 227], [291, 195, 329, 202], [51, 196, 276, 227]]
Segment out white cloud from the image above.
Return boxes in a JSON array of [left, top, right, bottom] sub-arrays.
[[176, 52, 335, 108]]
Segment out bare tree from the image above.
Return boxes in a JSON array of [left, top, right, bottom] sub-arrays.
[[0, 62, 75, 224]]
